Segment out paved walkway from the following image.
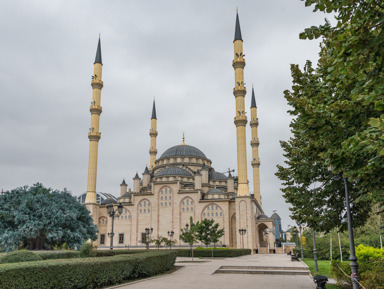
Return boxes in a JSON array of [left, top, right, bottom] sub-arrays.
[[110, 254, 316, 289]]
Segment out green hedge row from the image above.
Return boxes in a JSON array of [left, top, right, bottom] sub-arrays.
[[95, 249, 147, 257], [36, 250, 81, 260], [175, 248, 251, 257], [0, 251, 176, 289]]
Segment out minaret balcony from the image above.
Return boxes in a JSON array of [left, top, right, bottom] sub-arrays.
[[149, 131, 158, 137], [250, 139, 260, 146], [90, 105, 102, 115], [251, 159, 261, 167], [88, 131, 101, 141], [91, 80, 104, 89], [232, 58, 246, 69], [234, 115, 248, 126], [250, 119, 259, 127], [233, 87, 246, 97], [149, 149, 158, 154]]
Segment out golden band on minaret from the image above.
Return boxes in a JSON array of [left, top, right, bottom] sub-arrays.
[[233, 11, 250, 196], [85, 38, 103, 204], [250, 84, 261, 204]]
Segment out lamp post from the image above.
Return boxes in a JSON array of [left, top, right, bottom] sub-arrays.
[[298, 224, 304, 259], [239, 229, 246, 249], [168, 231, 174, 250], [312, 230, 319, 272], [329, 167, 359, 289], [293, 226, 299, 247], [107, 202, 123, 250], [145, 227, 153, 249]]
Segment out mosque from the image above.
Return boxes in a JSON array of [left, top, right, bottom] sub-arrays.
[[81, 11, 285, 253]]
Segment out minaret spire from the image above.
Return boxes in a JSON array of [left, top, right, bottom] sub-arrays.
[[250, 84, 261, 204], [85, 37, 104, 204], [149, 99, 158, 170], [234, 9, 243, 42], [232, 10, 250, 196]]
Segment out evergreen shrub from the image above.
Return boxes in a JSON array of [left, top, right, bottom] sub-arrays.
[[0, 250, 42, 264], [0, 251, 176, 289], [176, 248, 251, 257], [330, 260, 351, 289], [37, 250, 81, 260], [80, 243, 95, 258]]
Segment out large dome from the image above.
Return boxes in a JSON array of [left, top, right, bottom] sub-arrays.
[[160, 145, 207, 159], [155, 167, 192, 177]]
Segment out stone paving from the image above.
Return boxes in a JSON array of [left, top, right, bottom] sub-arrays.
[[110, 254, 316, 289]]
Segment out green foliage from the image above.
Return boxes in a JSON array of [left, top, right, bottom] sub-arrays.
[[355, 244, 384, 263], [175, 248, 250, 257], [195, 246, 230, 250], [80, 242, 96, 258], [195, 218, 224, 247], [360, 259, 384, 289], [0, 251, 176, 289], [0, 250, 42, 264], [163, 237, 177, 249], [330, 260, 352, 289], [0, 183, 98, 252], [94, 249, 147, 257], [36, 250, 80, 260], [277, 0, 384, 232], [302, 258, 333, 278]]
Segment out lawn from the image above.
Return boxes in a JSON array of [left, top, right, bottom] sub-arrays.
[[302, 258, 333, 278]]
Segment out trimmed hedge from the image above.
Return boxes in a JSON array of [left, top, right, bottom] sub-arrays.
[[176, 248, 251, 257], [0, 251, 176, 289], [0, 251, 42, 264], [95, 249, 147, 257], [36, 250, 81, 260]]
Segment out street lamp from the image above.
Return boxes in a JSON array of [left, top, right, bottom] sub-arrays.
[[298, 224, 304, 259], [312, 229, 319, 272], [293, 226, 299, 247], [168, 231, 174, 250], [145, 227, 153, 249], [328, 166, 359, 289], [239, 229, 246, 249], [107, 202, 123, 250]]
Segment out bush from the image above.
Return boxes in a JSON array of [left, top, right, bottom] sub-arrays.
[[0, 250, 42, 264], [36, 250, 81, 260], [176, 248, 251, 257], [0, 251, 176, 289], [360, 259, 384, 289], [80, 242, 95, 258], [95, 249, 147, 257], [330, 260, 352, 289]]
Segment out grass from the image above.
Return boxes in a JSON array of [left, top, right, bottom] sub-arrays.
[[302, 259, 343, 289], [302, 258, 333, 278]]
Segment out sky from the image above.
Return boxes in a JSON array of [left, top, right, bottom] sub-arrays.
[[0, 0, 329, 229]]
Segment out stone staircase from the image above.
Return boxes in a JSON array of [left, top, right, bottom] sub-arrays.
[[214, 265, 310, 276]]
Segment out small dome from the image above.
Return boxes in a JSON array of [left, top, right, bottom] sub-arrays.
[[270, 213, 281, 220], [207, 188, 224, 194], [257, 214, 269, 219], [160, 145, 207, 159], [210, 171, 227, 181], [102, 198, 117, 205], [155, 167, 192, 177]]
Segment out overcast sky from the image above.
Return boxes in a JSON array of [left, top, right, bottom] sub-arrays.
[[0, 0, 329, 229]]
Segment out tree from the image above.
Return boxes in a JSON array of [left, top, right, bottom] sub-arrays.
[[276, 0, 384, 230], [179, 217, 198, 260], [195, 218, 224, 248], [0, 183, 98, 252], [151, 236, 166, 249], [163, 237, 177, 250]]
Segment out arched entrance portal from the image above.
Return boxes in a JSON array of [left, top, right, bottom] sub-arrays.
[[230, 214, 237, 248], [258, 223, 269, 247]]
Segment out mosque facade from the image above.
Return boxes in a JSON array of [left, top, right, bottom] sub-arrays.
[[82, 12, 278, 252]]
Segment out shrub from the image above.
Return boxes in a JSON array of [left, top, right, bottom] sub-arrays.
[[360, 258, 384, 289], [80, 242, 95, 258], [36, 250, 81, 260], [0, 250, 42, 264], [330, 260, 352, 289], [0, 251, 176, 289], [176, 248, 251, 257], [95, 249, 146, 257]]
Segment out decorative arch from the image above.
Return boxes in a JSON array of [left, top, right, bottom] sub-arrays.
[[98, 216, 108, 225], [136, 198, 152, 246], [158, 185, 173, 208], [200, 202, 225, 245], [157, 185, 174, 239], [230, 213, 237, 248]]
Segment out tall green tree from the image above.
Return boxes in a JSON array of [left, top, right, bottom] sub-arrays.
[[0, 183, 98, 252], [195, 218, 224, 248], [276, 0, 384, 231], [179, 217, 198, 260]]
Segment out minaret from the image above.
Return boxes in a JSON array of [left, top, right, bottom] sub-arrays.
[[250, 85, 261, 204], [233, 10, 250, 196], [149, 99, 158, 170], [85, 37, 103, 204]]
